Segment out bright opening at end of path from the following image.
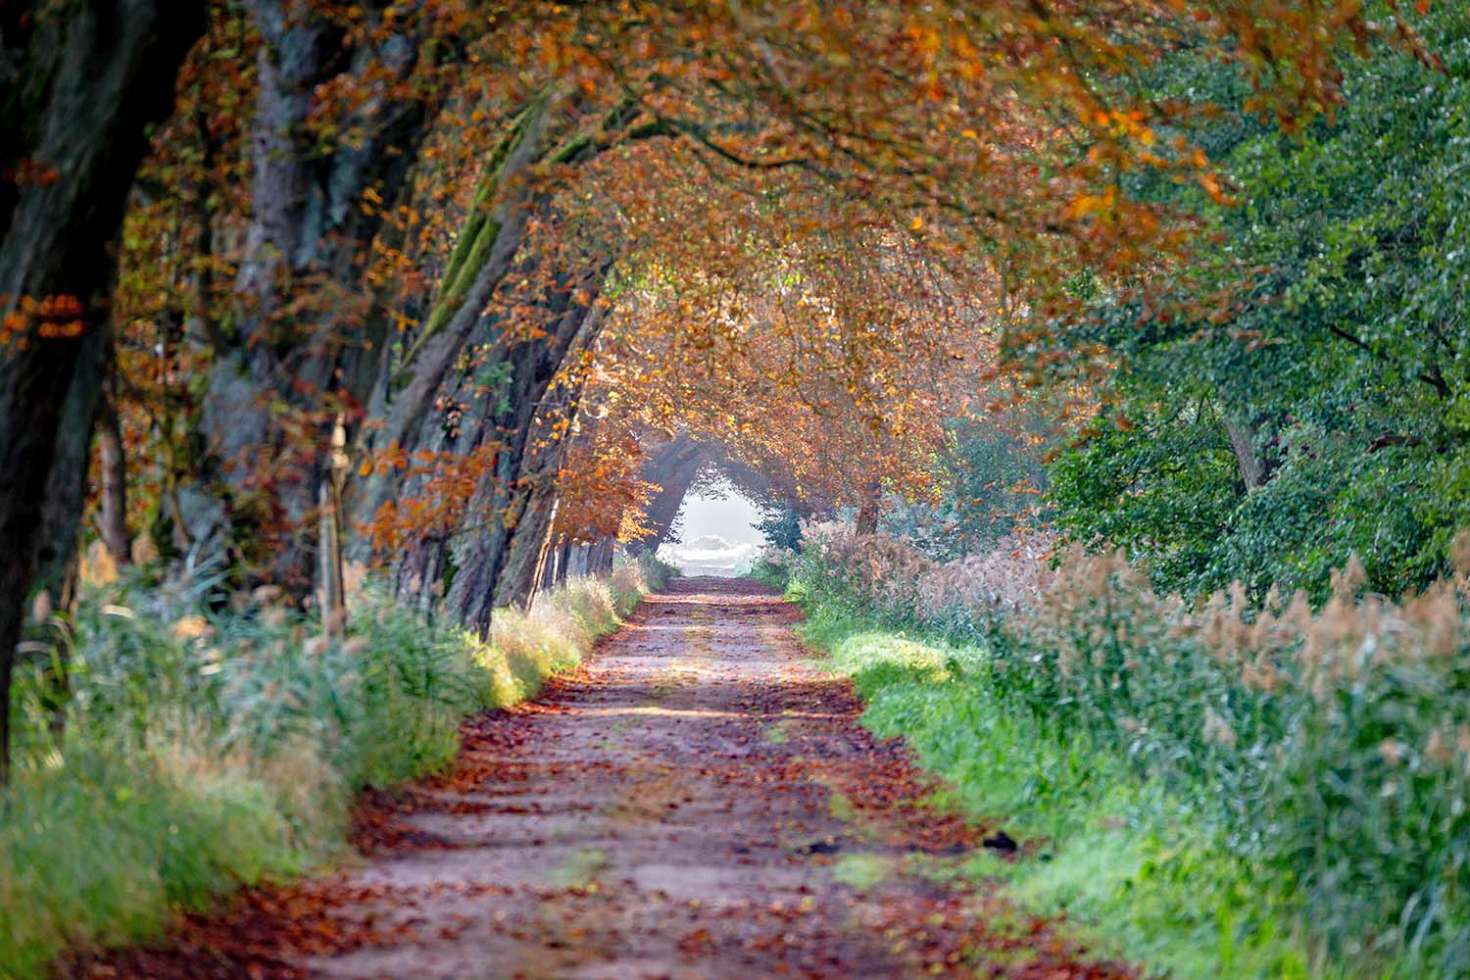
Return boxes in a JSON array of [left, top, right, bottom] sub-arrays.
[[656, 477, 765, 577]]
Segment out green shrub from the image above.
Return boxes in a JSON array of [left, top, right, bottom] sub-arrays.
[[747, 549, 794, 590]]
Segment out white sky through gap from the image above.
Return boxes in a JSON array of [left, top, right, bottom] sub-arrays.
[[656, 478, 764, 577]]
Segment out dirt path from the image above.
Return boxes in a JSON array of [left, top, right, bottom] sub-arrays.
[[79, 578, 1129, 979]]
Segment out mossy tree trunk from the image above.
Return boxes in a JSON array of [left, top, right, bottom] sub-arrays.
[[351, 95, 670, 626], [347, 96, 557, 557], [189, 0, 439, 599], [444, 288, 606, 633]]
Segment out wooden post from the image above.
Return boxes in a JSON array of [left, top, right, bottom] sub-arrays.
[[318, 417, 349, 639]]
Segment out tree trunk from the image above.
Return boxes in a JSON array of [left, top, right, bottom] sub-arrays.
[[97, 385, 131, 565], [347, 97, 556, 556], [566, 543, 591, 580], [498, 485, 560, 608], [445, 292, 605, 632], [345, 92, 668, 568], [538, 537, 560, 592], [24, 320, 110, 743], [624, 433, 706, 556], [552, 539, 573, 587], [192, 0, 438, 598], [0, 0, 204, 782], [1224, 417, 1266, 491], [855, 479, 882, 535], [34, 324, 111, 600], [393, 534, 448, 620], [587, 539, 615, 576]]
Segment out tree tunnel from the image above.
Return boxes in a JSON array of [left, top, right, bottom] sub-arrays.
[[0, 0, 1375, 784], [622, 435, 830, 569]]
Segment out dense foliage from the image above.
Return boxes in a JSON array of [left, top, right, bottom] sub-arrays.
[[3, 0, 1467, 974], [1050, 5, 1470, 600], [880, 415, 1052, 560]]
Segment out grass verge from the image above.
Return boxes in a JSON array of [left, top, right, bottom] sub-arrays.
[[796, 597, 1327, 979], [0, 555, 672, 979]]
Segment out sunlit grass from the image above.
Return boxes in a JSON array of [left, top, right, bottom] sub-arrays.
[[832, 853, 895, 890]]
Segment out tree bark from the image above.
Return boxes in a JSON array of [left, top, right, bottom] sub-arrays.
[[345, 92, 671, 576], [192, 0, 439, 598], [1224, 417, 1266, 491], [552, 538, 573, 587], [34, 323, 111, 600], [444, 291, 606, 632], [97, 380, 131, 565], [586, 539, 615, 576], [25, 319, 109, 738], [0, 0, 204, 782], [392, 533, 448, 619], [347, 96, 556, 556], [498, 483, 560, 608], [855, 479, 882, 535]]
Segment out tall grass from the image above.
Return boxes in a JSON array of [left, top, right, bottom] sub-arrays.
[[780, 523, 1470, 977], [0, 554, 670, 978]]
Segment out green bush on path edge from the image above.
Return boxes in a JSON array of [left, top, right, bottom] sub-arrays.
[[0, 555, 674, 980]]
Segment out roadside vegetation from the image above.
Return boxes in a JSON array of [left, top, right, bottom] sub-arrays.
[[0, 553, 670, 978], [757, 524, 1470, 978]]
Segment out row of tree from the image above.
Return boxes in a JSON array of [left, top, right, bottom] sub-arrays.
[[0, 0, 1415, 778]]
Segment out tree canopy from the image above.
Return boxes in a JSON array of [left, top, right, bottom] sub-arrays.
[[0, 0, 1448, 777]]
